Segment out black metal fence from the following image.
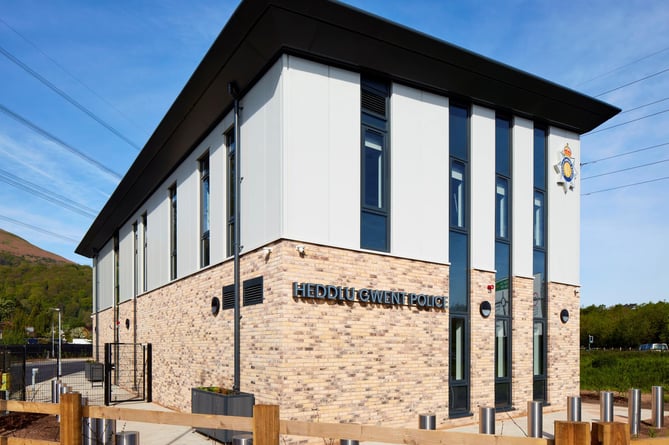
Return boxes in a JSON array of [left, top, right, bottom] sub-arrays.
[[0, 344, 105, 404]]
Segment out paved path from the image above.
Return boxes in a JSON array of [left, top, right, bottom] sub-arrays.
[[449, 402, 652, 437], [107, 401, 653, 444]]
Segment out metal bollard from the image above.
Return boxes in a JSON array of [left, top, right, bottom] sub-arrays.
[[527, 401, 543, 438], [567, 396, 581, 422], [629, 388, 641, 436], [651, 386, 664, 428], [233, 434, 253, 445], [96, 418, 116, 445], [419, 413, 436, 430], [117, 431, 140, 445], [479, 406, 495, 434], [51, 379, 61, 403], [340, 440, 358, 445], [600, 391, 614, 422], [83, 417, 96, 445]]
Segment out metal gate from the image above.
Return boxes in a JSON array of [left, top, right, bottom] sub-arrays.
[[104, 343, 152, 405]]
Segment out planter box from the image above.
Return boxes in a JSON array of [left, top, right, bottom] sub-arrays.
[[84, 362, 104, 382], [191, 388, 254, 443]]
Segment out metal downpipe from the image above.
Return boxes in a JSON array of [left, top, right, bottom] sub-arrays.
[[230, 82, 241, 392]]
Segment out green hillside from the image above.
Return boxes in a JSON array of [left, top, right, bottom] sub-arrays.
[[0, 229, 92, 344]]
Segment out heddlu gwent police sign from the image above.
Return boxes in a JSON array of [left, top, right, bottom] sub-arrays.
[[292, 282, 448, 310]]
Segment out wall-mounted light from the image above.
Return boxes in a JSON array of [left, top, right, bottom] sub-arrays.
[[560, 309, 570, 324], [263, 247, 272, 260], [125, 319, 130, 330], [296, 245, 305, 256], [211, 297, 221, 316], [486, 284, 495, 293], [479, 301, 492, 318]]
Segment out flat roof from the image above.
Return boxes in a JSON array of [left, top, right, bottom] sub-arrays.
[[76, 0, 620, 258]]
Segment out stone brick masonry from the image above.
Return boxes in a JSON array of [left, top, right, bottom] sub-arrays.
[[92, 239, 580, 429]]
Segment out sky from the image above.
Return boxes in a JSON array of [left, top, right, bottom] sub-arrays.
[[0, 1, 667, 308]]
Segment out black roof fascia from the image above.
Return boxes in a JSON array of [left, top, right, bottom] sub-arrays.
[[76, 0, 619, 258]]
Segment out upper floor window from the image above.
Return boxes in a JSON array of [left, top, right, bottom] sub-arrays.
[[360, 77, 389, 252], [450, 161, 466, 229], [495, 116, 511, 240], [449, 104, 469, 230], [534, 127, 546, 191], [200, 154, 210, 267], [226, 129, 236, 258], [141, 213, 147, 292], [169, 183, 177, 280], [533, 126, 547, 248], [533, 191, 545, 248]]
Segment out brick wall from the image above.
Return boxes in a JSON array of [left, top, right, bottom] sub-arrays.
[[91, 239, 580, 429], [469, 269, 495, 418], [547, 282, 580, 404], [511, 276, 534, 409]]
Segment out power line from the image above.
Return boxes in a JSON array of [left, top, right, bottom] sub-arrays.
[[583, 108, 669, 136], [0, 168, 97, 217], [618, 97, 669, 115], [0, 104, 123, 180], [581, 142, 669, 166], [594, 66, 669, 98], [582, 158, 669, 181], [576, 46, 669, 87], [0, 214, 79, 243], [582, 175, 669, 196], [0, 16, 148, 138], [0, 44, 141, 151]]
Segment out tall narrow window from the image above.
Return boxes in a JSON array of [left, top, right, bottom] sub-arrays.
[[169, 184, 177, 280], [200, 154, 210, 267], [226, 130, 236, 258], [449, 103, 470, 416], [141, 213, 147, 292], [113, 233, 120, 344], [533, 126, 548, 402], [494, 115, 512, 409], [133, 222, 139, 297], [360, 77, 389, 252]]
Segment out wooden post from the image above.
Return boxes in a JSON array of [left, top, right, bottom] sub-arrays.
[[253, 404, 280, 445], [591, 422, 630, 445], [555, 421, 590, 445], [60, 392, 82, 445]]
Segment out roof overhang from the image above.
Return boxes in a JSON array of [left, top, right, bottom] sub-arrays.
[[76, 0, 620, 258]]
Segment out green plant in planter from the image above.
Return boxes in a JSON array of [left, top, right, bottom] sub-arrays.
[[196, 386, 235, 394]]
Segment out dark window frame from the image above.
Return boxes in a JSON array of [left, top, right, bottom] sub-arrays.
[[199, 152, 211, 268], [360, 76, 390, 252], [141, 213, 147, 292], [494, 114, 512, 410], [532, 125, 548, 403], [226, 129, 236, 258], [169, 183, 177, 281], [448, 102, 471, 418]]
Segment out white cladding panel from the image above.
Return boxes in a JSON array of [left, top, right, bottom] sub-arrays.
[[547, 128, 580, 285], [391, 84, 448, 263], [240, 58, 283, 253], [144, 187, 169, 288], [283, 56, 360, 247], [118, 223, 134, 302], [512, 117, 534, 278], [209, 114, 233, 263], [470, 105, 496, 271], [95, 240, 114, 311]]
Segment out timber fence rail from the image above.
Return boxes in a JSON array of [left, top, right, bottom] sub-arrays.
[[0, 393, 656, 445]]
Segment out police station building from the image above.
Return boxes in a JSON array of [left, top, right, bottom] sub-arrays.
[[77, 0, 619, 427]]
